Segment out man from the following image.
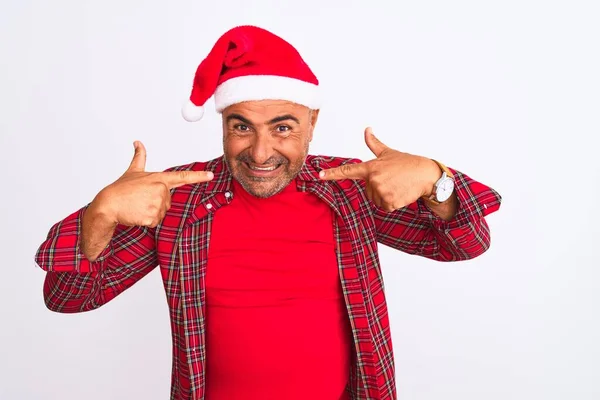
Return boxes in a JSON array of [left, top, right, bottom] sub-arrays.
[[35, 25, 502, 400]]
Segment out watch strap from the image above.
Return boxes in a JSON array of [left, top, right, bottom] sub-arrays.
[[431, 159, 454, 179]]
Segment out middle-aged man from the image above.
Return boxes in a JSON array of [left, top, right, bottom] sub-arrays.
[[35, 25, 502, 400]]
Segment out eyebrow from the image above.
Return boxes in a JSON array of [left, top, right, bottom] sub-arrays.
[[226, 113, 300, 126], [267, 114, 300, 125], [226, 113, 253, 125]]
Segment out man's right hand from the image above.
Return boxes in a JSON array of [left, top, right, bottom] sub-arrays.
[[93, 141, 214, 228], [80, 141, 213, 261]]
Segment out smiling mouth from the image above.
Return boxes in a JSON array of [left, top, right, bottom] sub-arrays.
[[242, 162, 285, 176], [245, 163, 281, 171]]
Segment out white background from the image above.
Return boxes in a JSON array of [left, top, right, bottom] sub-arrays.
[[1, 1, 599, 399]]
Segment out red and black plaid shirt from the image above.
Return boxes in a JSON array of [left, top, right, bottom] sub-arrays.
[[35, 155, 502, 400]]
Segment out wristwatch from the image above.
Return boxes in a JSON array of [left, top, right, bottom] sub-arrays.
[[425, 159, 455, 204]]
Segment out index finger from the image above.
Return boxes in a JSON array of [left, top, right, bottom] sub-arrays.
[[160, 170, 214, 189], [319, 162, 368, 181]]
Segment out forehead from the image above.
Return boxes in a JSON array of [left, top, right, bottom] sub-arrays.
[[222, 100, 309, 122]]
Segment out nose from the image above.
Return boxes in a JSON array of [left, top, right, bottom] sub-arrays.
[[249, 132, 275, 165]]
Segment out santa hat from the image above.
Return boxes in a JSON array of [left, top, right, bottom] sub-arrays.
[[181, 25, 321, 122]]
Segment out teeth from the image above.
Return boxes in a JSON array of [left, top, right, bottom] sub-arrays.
[[249, 164, 277, 171]]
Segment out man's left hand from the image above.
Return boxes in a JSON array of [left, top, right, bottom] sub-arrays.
[[319, 127, 445, 213]]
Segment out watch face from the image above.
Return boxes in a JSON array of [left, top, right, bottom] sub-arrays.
[[436, 178, 455, 202]]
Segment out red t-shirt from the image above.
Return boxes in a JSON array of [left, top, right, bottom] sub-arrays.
[[205, 177, 353, 399]]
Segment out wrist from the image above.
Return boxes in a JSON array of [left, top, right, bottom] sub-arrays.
[[89, 189, 119, 227], [421, 158, 444, 198], [421, 158, 455, 205], [81, 198, 118, 262]]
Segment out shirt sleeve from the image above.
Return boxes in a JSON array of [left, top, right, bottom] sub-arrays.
[[374, 168, 502, 261], [35, 204, 158, 312]]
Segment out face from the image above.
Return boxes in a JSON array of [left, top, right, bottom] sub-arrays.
[[222, 100, 319, 198]]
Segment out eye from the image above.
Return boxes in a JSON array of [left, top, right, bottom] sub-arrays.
[[276, 125, 291, 133], [233, 124, 252, 133]]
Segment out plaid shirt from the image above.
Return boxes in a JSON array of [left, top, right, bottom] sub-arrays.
[[35, 154, 502, 400]]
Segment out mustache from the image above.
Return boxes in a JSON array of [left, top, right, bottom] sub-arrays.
[[236, 153, 288, 166]]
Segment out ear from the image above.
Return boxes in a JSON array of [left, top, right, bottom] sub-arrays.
[[308, 109, 320, 142]]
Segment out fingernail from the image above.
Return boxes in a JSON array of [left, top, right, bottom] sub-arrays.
[[206, 171, 214, 179], [319, 171, 325, 178]]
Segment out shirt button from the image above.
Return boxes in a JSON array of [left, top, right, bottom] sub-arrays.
[[225, 191, 232, 198], [206, 203, 213, 210]]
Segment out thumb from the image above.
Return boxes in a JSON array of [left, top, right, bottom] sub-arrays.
[[364, 127, 388, 157], [127, 141, 147, 172]]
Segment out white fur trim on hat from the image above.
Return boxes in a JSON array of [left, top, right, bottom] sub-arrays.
[[214, 75, 321, 112], [181, 100, 205, 122]]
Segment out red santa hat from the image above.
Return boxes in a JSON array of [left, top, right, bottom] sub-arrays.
[[181, 25, 321, 122]]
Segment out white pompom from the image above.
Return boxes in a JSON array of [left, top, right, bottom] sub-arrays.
[[181, 100, 205, 122]]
